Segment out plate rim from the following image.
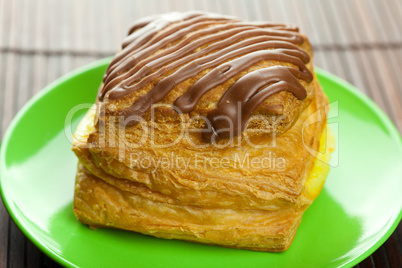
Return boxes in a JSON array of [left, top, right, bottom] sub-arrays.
[[0, 58, 401, 268]]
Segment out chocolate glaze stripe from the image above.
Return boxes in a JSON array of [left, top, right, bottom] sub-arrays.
[[104, 17, 235, 86], [105, 14, 233, 82], [110, 12, 240, 77], [204, 66, 307, 139], [107, 19, 172, 72], [101, 20, 241, 97], [175, 47, 311, 113], [102, 25, 304, 99], [104, 12, 207, 80], [120, 45, 311, 125]]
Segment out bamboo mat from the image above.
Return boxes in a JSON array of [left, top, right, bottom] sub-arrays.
[[0, 0, 401, 267]]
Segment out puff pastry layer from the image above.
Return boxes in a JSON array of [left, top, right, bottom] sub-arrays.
[[72, 11, 334, 252]]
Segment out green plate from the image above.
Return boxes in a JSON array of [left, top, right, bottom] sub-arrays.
[[1, 58, 401, 268]]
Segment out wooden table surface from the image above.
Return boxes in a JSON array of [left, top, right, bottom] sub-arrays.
[[0, 0, 401, 267]]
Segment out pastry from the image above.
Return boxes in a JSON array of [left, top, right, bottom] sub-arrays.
[[72, 11, 335, 252]]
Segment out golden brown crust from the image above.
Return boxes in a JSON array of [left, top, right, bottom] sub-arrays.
[[74, 162, 304, 251], [72, 12, 333, 252], [72, 78, 330, 251]]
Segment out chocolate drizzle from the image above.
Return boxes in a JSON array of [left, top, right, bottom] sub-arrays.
[[99, 11, 313, 140], [203, 66, 307, 140]]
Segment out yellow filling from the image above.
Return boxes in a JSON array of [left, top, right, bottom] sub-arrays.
[[305, 126, 335, 200], [72, 105, 96, 144]]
